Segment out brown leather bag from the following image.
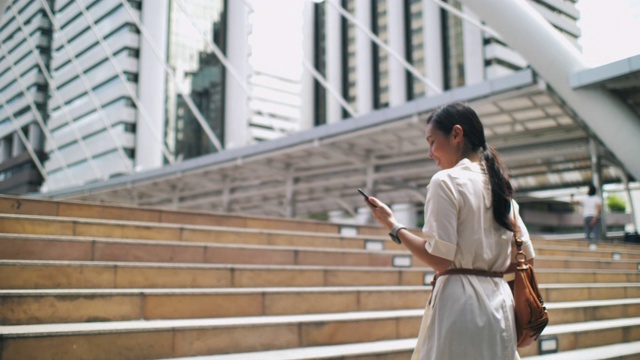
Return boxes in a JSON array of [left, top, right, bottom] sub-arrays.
[[512, 203, 549, 347]]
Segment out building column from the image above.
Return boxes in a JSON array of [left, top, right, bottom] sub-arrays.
[[589, 138, 606, 239], [11, 132, 24, 157], [0, 137, 11, 161], [28, 123, 43, 151], [461, 5, 484, 85], [387, 0, 406, 106], [325, 1, 343, 124], [300, 0, 316, 131], [224, 0, 251, 148], [355, 0, 373, 114], [621, 168, 638, 232], [137, 0, 169, 171], [422, 0, 443, 96]]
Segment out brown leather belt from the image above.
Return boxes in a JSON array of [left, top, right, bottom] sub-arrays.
[[431, 268, 504, 287]]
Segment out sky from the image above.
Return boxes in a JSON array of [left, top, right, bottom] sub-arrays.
[[247, 0, 640, 77], [576, 0, 640, 66]]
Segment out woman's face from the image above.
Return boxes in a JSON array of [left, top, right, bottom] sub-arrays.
[[425, 123, 462, 170]]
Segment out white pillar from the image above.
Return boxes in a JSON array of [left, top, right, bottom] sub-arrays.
[[392, 202, 418, 228], [355, 0, 373, 114], [224, 0, 250, 148], [387, 0, 406, 106], [325, 1, 342, 123], [136, 0, 168, 171], [11, 132, 24, 157], [461, 5, 484, 85], [423, 0, 443, 96]]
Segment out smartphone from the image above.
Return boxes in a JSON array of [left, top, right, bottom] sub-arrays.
[[357, 188, 377, 208]]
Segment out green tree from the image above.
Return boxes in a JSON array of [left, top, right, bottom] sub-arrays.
[[607, 194, 626, 213]]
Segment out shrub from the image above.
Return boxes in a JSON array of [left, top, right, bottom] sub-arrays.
[[607, 194, 626, 213]]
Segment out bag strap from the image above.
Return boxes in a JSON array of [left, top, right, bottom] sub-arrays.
[[512, 199, 528, 267]]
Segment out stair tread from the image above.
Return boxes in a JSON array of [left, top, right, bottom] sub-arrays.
[[161, 338, 417, 360], [523, 340, 640, 359], [0, 309, 424, 336], [154, 338, 640, 360], [4, 309, 640, 337], [1, 285, 638, 297], [0, 213, 378, 239]]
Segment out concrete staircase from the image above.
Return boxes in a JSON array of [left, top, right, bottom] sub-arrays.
[[1, 195, 640, 359]]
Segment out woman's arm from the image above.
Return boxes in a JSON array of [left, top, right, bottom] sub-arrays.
[[365, 196, 453, 272]]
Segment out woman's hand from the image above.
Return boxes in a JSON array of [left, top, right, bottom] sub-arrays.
[[364, 196, 398, 231]]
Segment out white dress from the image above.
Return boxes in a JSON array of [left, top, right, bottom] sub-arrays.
[[411, 159, 535, 360]]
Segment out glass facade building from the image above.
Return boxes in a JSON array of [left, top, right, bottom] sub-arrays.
[[0, 0, 54, 194], [166, 0, 226, 161], [0, 0, 249, 193]]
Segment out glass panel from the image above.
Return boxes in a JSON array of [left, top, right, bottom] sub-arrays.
[[166, 0, 226, 161], [442, 0, 465, 90]]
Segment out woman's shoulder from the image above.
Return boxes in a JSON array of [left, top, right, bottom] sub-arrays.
[[433, 162, 483, 183]]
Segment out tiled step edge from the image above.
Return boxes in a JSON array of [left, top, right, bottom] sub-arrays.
[[158, 326, 640, 360]]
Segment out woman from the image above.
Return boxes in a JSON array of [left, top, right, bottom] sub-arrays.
[[364, 102, 535, 360]]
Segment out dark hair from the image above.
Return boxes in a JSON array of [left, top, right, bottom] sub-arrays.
[[426, 102, 514, 231], [588, 184, 597, 196]]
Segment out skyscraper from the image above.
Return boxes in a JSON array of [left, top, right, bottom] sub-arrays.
[[302, 0, 581, 125], [0, 0, 53, 194], [0, 0, 254, 193]]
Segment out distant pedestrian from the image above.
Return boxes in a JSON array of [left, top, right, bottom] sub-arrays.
[[571, 184, 602, 249]]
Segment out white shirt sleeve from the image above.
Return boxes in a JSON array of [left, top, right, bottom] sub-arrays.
[[422, 173, 458, 261], [513, 200, 535, 259]]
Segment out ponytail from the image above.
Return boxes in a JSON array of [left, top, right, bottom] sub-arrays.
[[482, 144, 514, 232]]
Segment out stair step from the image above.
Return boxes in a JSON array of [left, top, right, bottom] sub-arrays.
[[535, 246, 640, 260], [158, 338, 640, 360], [3, 285, 639, 325], [0, 260, 428, 289], [523, 340, 640, 359], [4, 233, 638, 271], [0, 213, 380, 250], [0, 233, 408, 267], [160, 338, 417, 360], [0, 309, 422, 359], [3, 260, 640, 289], [0, 194, 384, 236], [3, 315, 638, 359], [0, 286, 429, 325]]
